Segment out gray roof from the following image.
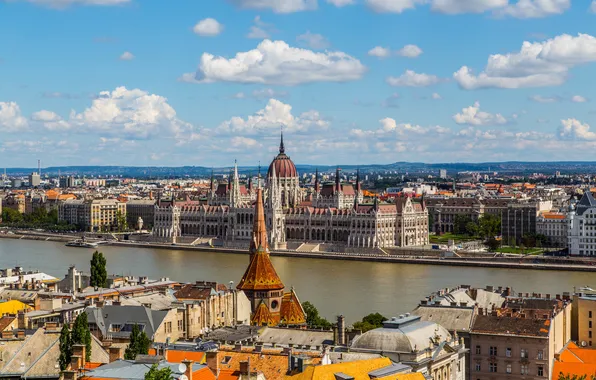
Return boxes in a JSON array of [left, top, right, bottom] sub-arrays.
[[86, 305, 169, 340], [204, 325, 259, 343], [412, 305, 475, 332], [576, 191, 596, 215], [258, 327, 334, 347], [83, 359, 196, 379], [351, 316, 451, 353], [120, 292, 179, 311]]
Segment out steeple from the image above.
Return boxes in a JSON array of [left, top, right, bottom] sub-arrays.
[[248, 173, 253, 191], [249, 188, 269, 259], [279, 128, 285, 154], [314, 168, 320, 192], [335, 167, 341, 192], [209, 168, 214, 196], [356, 168, 361, 192], [232, 160, 241, 207]]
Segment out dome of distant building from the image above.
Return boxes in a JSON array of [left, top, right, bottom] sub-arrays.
[[351, 314, 451, 353], [267, 132, 298, 179]]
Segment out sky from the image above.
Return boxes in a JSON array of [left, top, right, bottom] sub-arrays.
[[1, 0, 596, 168]]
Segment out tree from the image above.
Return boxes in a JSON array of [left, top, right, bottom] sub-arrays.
[[90, 251, 107, 288], [116, 210, 128, 232], [58, 324, 72, 371], [353, 313, 387, 333], [145, 364, 173, 380], [453, 215, 473, 235], [1, 208, 23, 224], [485, 237, 501, 252], [478, 214, 501, 239], [302, 301, 332, 329], [465, 221, 479, 237], [71, 313, 92, 362], [125, 324, 151, 360], [558, 373, 596, 380]]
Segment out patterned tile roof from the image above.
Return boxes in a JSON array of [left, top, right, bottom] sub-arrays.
[[280, 288, 306, 325], [251, 301, 278, 326], [237, 246, 285, 291]]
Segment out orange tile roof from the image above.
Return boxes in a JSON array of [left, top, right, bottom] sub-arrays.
[[165, 350, 206, 364], [553, 362, 596, 378], [193, 367, 216, 380], [542, 213, 566, 220], [280, 289, 306, 325], [286, 357, 405, 380], [251, 301, 278, 326], [217, 369, 239, 380], [554, 342, 596, 378], [216, 351, 309, 380]]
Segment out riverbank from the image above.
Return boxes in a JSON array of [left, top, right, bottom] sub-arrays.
[[2, 231, 595, 272]]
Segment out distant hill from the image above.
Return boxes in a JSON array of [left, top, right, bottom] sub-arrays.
[[3, 161, 595, 177]]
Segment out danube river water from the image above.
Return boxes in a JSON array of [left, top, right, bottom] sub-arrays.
[[0, 239, 592, 323]]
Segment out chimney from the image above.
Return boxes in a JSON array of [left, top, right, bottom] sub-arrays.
[[239, 361, 249, 376], [70, 355, 82, 371], [109, 346, 123, 363], [17, 330, 25, 339], [1, 331, 13, 339], [205, 352, 219, 377], [234, 344, 242, 352], [337, 315, 346, 346], [61, 370, 77, 380], [72, 344, 86, 367], [420, 300, 428, 305], [182, 359, 193, 380]]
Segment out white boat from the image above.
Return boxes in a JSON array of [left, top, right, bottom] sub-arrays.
[[65, 239, 98, 248]]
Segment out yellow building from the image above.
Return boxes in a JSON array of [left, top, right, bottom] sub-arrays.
[[572, 289, 596, 347], [286, 357, 426, 380], [0, 300, 32, 316]]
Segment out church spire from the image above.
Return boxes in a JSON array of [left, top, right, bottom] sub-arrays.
[[314, 168, 320, 192], [279, 127, 285, 154], [335, 167, 341, 192], [356, 168, 361, 192], [249, 188, 269, 260]]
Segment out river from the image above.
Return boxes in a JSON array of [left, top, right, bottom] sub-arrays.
[[0, 239, 592, 323]]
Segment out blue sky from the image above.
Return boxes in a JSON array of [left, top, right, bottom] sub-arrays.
[[1, 0, 596, 167]]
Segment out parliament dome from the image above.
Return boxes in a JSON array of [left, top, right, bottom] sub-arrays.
[[267, 132, 298, 179]]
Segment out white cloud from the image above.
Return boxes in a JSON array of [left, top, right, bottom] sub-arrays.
[[251, 88, 289, 100], [529, 95, 560, 103], [366, 0, 424, 13], [368, 46, 391, 58], [119, 51, 134, 60], [12, 0, 129, 8], [432, 0, 507, 14], [231, 136, 261, 148], [591, 0, 596, 13], [559, 118, 596, 140], [193, 18, 224, 37], [326, 0, 354, 6], [453, 101, 508, 126], [247, 26, 270, 39], [31, 110, 61, 122], [228, 0, 317, 13], [217, 98, 328, 134], [387, 70, 441, 87], [397, 44, 423, 58], [296, 31, 330, 49], [351, 118, 450, 138], [572, 95, 588, 103], [67, 86, 192, 139], [0, 102, 28, 132], [454, 33, 596, 89], [182, 39, 366, 86], [496, 0, 570, 18], [431, 92, 442, 100]]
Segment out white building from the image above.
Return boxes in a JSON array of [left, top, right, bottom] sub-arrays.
[[568, 191, 596, 256], [536, 211, 567, 248]]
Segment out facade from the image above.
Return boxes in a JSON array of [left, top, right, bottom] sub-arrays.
[[59, 199, 126, 231], [153, 135, 429, 249], [469, 297, 571, 380], [568, 191, 596, 256], [572, 288, 596, 347], [350, 314, 467, 380], [236, 188, 306, 326], [125, 199, 156, 230], [536, 212, 567, 248], [28, 172, 40, 187], [501, 202, 539, 246]]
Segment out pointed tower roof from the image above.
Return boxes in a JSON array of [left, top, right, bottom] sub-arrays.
[[237, 246, 285, 291], [280, 288, 306, 325], [249, 188, 269, 255], [279, 128, 285, 154], [314, 168, 320, 192], [251, 301, 277, 326]]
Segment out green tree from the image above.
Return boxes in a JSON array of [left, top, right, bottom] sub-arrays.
[[353, 312, 387, 333], [58, 324, 72, 371], [125, 324, 151, 360], [465, 221, 479, 237], [71, 313, 92, 362], [485, 237, 501, 252], [145, 364, 173, 380], [1, 208, 23, 224], [478, 214, 501, 239], [453, 215, 473, 235], [90, 251, 108, 288], [116, 210, 128, 232], [301, 301, 332, 329], [558, 373, 596, 380]]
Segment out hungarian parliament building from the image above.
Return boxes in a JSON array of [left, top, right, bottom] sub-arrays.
[[153, 135, 429, 250]]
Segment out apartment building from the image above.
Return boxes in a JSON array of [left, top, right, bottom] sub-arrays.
[[572, 288, 596, 347], [536, 212, 567, 248], [59, 199, 126, 232], [470, 296, 571, 380], [568, 191, 596, 256]]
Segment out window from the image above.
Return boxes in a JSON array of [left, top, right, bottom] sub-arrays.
[[590, 331, 593, 339], [590, 311, 593, 318], [475, 345, 481, 355], [489, 363, 497, 373], [590, 321, 593, 329], [538, 350, 543, 360], [538, 365, 544, 376], [489, 346, 498, 356], [521, 364, 529, 375], [506, 364, 512, 374], [506, 347, 512, 357], [177, 320, 183, 330], [521, 349, 528, 358], [475, 363, 481, 372]]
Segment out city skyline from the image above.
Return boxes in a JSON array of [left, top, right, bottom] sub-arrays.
[[2, 1, 596, 166]]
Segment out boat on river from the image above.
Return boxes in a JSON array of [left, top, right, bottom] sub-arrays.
[[65, 239, 99, 248]]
